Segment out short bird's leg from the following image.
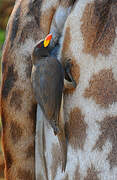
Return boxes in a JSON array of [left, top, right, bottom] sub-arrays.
[[64, 79, 75, 89], [57, 95, 67, 172], [50, 118, 59, 135], [64, 59, 77, 89]]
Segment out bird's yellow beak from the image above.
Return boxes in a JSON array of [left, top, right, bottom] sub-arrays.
[[44, 34, 52, 47]]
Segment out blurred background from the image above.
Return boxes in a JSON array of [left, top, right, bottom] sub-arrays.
[[0, 0, 15, 179]]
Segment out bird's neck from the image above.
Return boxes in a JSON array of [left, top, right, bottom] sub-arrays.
[[32, 57, 39, 65], [32, 56, 47, 65]]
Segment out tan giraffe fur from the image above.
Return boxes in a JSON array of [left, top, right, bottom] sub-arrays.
[[2, 0, 117, 179], [1, 0, 76, 179], [34, 0, 117, 179], [33, 1, 76, 179], [57, 0, 117, 179]]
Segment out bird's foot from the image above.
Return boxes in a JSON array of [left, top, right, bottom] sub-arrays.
[[50, 121, 59, 135], [64, 59, 77, 89]]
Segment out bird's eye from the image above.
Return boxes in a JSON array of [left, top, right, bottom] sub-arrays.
[[36, 40, 44, 49], [37, 44, 42, 48]]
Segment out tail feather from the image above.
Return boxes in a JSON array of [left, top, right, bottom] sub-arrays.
[[57, 128, 67, 172]]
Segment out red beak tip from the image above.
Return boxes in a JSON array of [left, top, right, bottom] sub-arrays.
[[46, 34, 52, 41]]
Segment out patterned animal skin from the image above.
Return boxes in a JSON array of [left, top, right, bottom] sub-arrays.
[[1, 0, 117, 179], [57, 0, 117, 179], [35, 0, 117, 179], [1, 0, 75, 179]]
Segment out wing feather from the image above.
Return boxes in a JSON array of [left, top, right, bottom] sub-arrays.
[[32, 57, 64, 122]]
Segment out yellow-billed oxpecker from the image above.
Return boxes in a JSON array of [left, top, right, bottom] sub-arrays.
[[31, 34, 68, 171]]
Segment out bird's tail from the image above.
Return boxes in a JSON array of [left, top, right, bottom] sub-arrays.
[[50, 113, 67, 171], [57, 127, 67, 172], [57, 95, 67, 172]]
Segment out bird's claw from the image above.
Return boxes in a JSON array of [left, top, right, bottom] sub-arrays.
[[64, 59, 77, 88], [64, 59, 72, 71]]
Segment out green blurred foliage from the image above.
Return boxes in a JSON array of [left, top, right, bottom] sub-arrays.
[[0, 0, 15, 58], [0, 29, 5, 59], [0, 30, 5, 45]]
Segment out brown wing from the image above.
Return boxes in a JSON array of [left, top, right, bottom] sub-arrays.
[[31, 57, 64, 133]]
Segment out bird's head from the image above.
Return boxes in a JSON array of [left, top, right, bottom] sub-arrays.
[[32, 34, 52, 64]]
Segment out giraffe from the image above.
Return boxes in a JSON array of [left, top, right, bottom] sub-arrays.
[[57, 0, 117, 179], [1, 0, 75, 179], [35, 0, 117, 179], [2, 0, 117, 179]]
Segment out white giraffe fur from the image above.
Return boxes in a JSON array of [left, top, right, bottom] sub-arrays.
[[57, 0, 117, 179], [35, 0, 117, 179], [35, 1, 74, 179]]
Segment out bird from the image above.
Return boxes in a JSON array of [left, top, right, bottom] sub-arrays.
[[31, 34, 67, 171]]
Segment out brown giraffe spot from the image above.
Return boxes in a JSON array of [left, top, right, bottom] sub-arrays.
[[1, 112, 6, 129], [93, 116, 117, 168], [40, 7, 56, 35], [10, 90, 23, 111], [2, 61, 7, 74], [29, 104, 37, 120], [19, 22, 33, 43], [19, 21, 39, 43], [61, 26, 71, 60], [51, 143, 61, 180], [74, 165, 81, 180], [25, 145, 34, 159], [25, 56, 32, 78], [10, 121, 23, 144], [61, 0, 76, 7], [84, 69, 117, 108], [2, 64, 18, 98], [62, 174, 69, 180], [65, 107, 87, 150], [4, 150, 13, 170], [17, 169, 33, 180], [84, 165, 99, 180], [0, 154, 5, 178], [81, 1, 117, 57], [27, 0, 42, 26], [29, 103, 37, 133], [10, 3, 21, 47]]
